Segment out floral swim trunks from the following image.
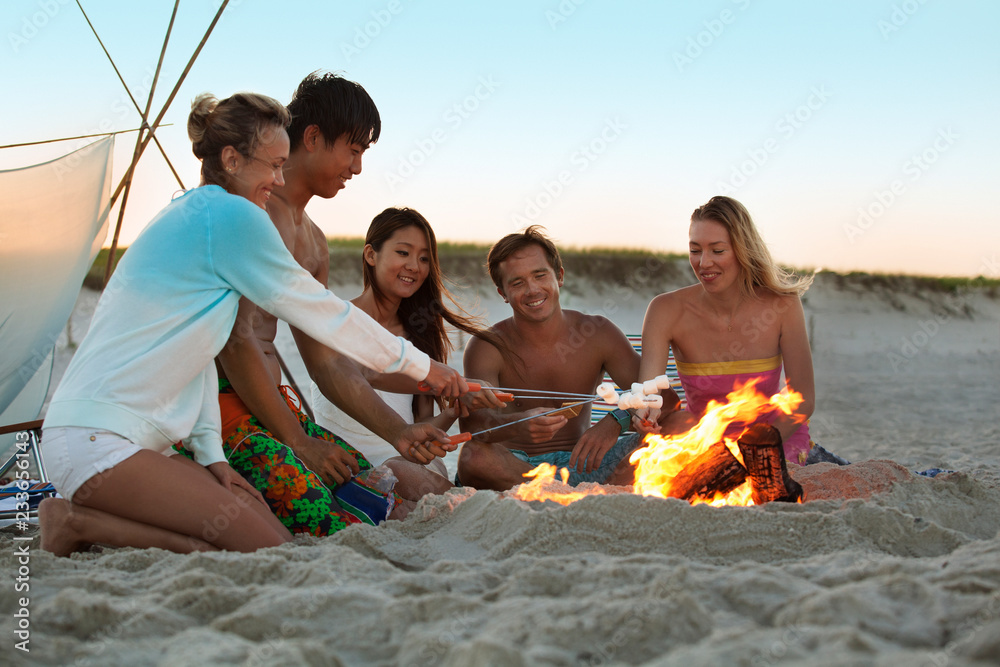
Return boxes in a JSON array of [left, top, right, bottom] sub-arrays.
[[175, 380, 397, 536]]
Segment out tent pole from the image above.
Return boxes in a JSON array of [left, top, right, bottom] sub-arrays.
[[103, 0, 181, 286], [74, 0, 184, 189], [103, 0, 230, 281], [0, 126, 170, 150]]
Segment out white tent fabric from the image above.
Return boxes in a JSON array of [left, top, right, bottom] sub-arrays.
[[0, 136, 114, 447]]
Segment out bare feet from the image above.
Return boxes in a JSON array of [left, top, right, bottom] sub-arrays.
[[39, 497, 218, 557], [39, 498, 90, 557]]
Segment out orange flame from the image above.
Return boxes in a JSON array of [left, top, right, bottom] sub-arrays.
[[511, 379, 804, 508], [512, 463, 607, 505]]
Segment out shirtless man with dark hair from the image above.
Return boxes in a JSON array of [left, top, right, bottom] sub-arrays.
[[213, 72, 472, 532], [457, 226, 651, 491]]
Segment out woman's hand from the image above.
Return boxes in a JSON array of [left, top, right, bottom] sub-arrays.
[[420, 360, 469, 398], [206, 461, 266, 504]]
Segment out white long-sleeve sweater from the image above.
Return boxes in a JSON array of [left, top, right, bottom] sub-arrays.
[[43, 185, 429, 466]]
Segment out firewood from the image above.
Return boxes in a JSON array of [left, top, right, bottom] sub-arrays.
[[737, 423, 804, 503], [668, 442, 748, 501]]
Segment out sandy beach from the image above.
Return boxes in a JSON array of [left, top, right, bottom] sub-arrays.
[[2, 266, 999, 666]]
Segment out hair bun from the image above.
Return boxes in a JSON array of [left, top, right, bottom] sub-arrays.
[[187, 93, 220, 156]]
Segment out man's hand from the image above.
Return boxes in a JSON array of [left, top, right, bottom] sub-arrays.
[[421, 360, 468, 398], [568, 417, 620, 474], [206, 461, 266, 504], [396, 422, 454, 465], [510, 408, 567, 444], [291, 436, 360, 487]]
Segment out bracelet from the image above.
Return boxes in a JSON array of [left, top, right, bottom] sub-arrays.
[[609, 408, 631, 435]]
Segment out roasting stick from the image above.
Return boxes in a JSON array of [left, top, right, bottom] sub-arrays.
[[417, 376, 676, 442], [440, 399, 595, 445], [417, 381, 600, 402]]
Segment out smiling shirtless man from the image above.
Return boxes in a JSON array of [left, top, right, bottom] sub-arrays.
[[457, 226, 648, 491]]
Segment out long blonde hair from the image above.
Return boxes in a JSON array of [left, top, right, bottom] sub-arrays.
[[692, 196, 813, 299]]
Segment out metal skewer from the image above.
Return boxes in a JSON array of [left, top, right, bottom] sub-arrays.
[[417, 381, 604, 402], [444, 399, 594, 445]]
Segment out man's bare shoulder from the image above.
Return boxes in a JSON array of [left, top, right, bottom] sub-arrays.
[[466, 319, 513, 357], [564, 309, 624, 333]]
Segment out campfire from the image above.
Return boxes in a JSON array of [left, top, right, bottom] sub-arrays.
[[512, 379, 805, 507]]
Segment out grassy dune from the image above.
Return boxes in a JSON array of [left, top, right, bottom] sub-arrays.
[[86, 239, 999, 301]]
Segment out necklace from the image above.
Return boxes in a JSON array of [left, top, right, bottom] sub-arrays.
[[710, 298, 742, 333]]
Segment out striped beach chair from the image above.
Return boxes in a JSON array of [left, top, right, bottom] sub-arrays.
[[590, 335, 686, 426], [0, 421, 55, 525]]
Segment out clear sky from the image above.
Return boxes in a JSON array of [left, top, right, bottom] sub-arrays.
[[3, 0, 998, 278]]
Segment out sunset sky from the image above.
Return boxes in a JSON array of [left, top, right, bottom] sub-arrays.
[[3, 0, 998, 278]]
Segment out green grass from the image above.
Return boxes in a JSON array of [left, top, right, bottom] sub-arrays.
[[83, 247, 127, 290], [821, 269, 1000, 294], [84, 241, 999, 297], [328, 236, 687, 261]]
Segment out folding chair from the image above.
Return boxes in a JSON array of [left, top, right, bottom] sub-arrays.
[[591, 334, 686, 426]]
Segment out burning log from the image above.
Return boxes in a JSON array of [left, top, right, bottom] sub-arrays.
[[667, 442, 747, 501], [737, 423, 803, 503]]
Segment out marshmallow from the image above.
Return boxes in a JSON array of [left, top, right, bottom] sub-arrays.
[[642, 379, 660, 395], [626, 393, 646, 410], [655, 375, 673, 390], [630, 383, 644, 396], [596, 382, 618, 403], [642, 394, 663, 409], [617, 394, 632, 410]]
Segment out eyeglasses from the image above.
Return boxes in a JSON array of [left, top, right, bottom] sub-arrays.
[[251, 156, 284, 175]]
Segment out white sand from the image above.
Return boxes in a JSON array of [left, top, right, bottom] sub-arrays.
[[3, 271, 999, 665]]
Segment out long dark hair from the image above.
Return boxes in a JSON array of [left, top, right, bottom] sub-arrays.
[[363, 207, 510, 365]]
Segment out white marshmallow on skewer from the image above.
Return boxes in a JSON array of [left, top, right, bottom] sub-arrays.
[[642, 379, 660, 395], [630, 383, 644, 396], [642, 394, 663, 409], [627, 393, 648, 410], [596, 382, 618, 403], [617, 394, 632, 410], [655, 375, 673, 390]]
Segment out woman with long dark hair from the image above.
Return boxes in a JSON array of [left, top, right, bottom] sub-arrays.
[[313, 207, 505, 489]]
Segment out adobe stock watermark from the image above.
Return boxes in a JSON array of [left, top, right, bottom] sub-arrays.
[[843, 126, 957, 244], [546, 0, 587, 30], [878, 0, 931, 41], [886, 253, 998, 372], [509, 116, 627, 227], [339, 0, 408, 63], [716, 85, 832, 195], [672, 0, 753, 72], [923, 592, 1000, 666], [384, 75, 501, 192], [8, 0, 71, 53]]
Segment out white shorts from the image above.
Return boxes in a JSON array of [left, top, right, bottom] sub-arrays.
[[41, 427, 145, 501]]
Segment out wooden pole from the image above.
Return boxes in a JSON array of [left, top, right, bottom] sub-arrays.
[[103, 0, 180, 286], [74, 0, 184, 188], [0, 126, 170, 150], [102, 0, 231, 281]]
